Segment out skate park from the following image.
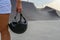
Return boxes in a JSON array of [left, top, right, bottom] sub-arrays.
[[0, 0, 60, 40]]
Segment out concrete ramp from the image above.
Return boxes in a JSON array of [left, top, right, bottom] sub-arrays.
[[22, 1, 39, 21], [9, 1, 60, 22], [22, 1, 60, 21]]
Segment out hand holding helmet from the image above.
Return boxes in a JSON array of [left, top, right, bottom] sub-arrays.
[[8, 0, 27, 34], [16, 0, 22, 13]]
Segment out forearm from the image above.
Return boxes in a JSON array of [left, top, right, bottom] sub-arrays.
[[16, 0, 22, 7]]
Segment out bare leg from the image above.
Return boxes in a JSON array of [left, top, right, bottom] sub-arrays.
[[0, 14, 10, 40], [1, 29, 10, 40]]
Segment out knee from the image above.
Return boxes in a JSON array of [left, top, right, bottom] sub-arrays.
[[1, 29, 9, 34], [1, 29, 8, 33], [0, 26, 9, 33]]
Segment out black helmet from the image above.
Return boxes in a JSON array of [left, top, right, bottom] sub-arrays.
[[8, 13, 28, 34]]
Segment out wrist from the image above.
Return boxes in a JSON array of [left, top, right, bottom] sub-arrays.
[[16, 0, 22, 7]]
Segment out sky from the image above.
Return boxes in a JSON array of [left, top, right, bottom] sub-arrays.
[[22, 0, 60, 11], [22, 0, 53, 8], [47, 0, 60, 11]]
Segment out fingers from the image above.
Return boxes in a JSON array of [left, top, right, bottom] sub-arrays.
[[16, 8, 21, 13], [16, 7, 22, 13]]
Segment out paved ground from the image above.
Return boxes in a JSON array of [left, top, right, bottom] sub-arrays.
[[9, 20, 60, 40]]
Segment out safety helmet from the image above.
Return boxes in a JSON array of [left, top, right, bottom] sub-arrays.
[[8, 13, 27, 34]]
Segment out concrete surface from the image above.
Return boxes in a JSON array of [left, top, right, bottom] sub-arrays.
[[0, 20, 60, 40], [9, 20, 60, 40], [56, 11, 60, 17], [9, 1, 60, 22]]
